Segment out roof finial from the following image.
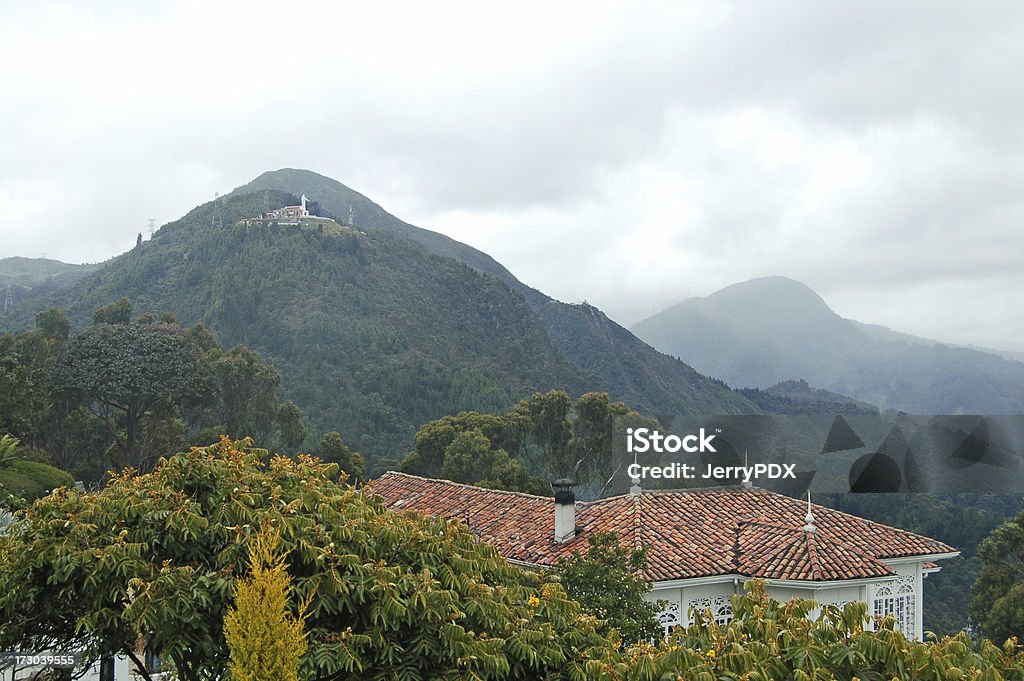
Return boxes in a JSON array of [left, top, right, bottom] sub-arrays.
[[629, 448, 642, 496], [803, 491, 816, 533]]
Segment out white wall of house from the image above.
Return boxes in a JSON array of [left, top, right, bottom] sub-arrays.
[[648, 560, 928, 641]]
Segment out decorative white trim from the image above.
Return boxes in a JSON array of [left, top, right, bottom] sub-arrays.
[[686, 594, 734, 626], [882, 552, 959, 565], [872, 574, 917, 637], [653, 575, 742, 589], [657, 601, 682, 636]]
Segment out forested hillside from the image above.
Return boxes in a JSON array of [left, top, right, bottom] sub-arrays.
[[0, 190, 584, 463], [232, 169, 757, 416], [1, 176, 758, 465]]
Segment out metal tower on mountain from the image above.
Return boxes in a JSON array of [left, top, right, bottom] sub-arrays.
[[211, 192, 224, 229], [3, 284, 12, 313]]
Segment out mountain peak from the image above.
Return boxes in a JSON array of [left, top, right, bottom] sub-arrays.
[[708, 276, 832, 313]]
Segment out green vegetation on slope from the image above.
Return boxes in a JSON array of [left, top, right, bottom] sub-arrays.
[[231, 169, 760, 417], [1, 184, 755, 466]]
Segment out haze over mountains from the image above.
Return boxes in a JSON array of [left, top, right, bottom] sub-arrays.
[[632, 276, 1024, 415], [0, 169, 754, 461]]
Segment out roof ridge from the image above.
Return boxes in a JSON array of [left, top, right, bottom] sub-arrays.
[[806, 530, 820, 581], [741, 530, 806, 577], [373, 470, 556, 502]]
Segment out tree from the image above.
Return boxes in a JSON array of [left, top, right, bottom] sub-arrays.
[[579, 581, 1024, 680], [54, 322, 200, 468], [442, 429, 494, 482], [35, 308, 70, 343], [315, 431, 364, 480], [0, 438, 612, 681], [558, 532, 661, 644], [276, 401, 306, 452], [210, 345, 281, 441], [93, 297, 133, 325], [0, 332, 51, 441], [224, 527, 308, 681], [970, 505, 1024, 644], [402, 392, 647, 496], [515, 390, 573, 477]]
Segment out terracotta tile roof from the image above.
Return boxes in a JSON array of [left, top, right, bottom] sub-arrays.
[[736, 521, 895, 580], [369, 472, 957, 582]]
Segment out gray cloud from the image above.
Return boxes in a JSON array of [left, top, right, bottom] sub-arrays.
[[1, 1, 1023, 352]]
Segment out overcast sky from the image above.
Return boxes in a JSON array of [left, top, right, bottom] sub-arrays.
[[2, 1, 1022, 352]]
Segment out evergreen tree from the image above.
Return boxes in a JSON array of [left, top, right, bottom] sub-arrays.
[[224, 527, 308, 681]]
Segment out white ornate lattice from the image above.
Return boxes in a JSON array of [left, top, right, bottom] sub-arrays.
[[657, 601, 681, 636], [687, 595, 734, 626], [873, 574, 916, 637]]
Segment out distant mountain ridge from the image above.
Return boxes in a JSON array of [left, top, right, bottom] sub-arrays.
[[0, 257, 100, 311], [632, 276, 1024, 414]]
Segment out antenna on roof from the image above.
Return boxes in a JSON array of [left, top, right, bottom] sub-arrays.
[[741, 450, 753, 490], [803, 491, 816, 533]]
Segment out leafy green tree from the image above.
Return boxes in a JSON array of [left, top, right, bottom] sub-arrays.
[[579, 581, 1024, 680], [559, 531, 661, 645], [54, 322, 200, 468], [276, 400, 306, 452], [35, 307, 70, 343], [210, 345, 281, 441], [403, 392, 646, 496], [567, 392, 630, 487], [0, 332, 51, 440], [442, 429, 494, 482], [515, 390, 573, 477], [971, 505, 1024, 644], [224, 527, 308, 681], [0, 438, 613, 681], [3, 306, 307, 480], [315, 430, 364, 480], [92, 297, 133, 325]]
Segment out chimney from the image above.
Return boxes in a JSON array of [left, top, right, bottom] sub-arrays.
[[552, 478, 577, 543]]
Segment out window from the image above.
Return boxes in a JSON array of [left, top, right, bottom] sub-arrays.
[[657, 601, 681, 637], [873, 575, 916, 637], [687, 595, 734, 626]]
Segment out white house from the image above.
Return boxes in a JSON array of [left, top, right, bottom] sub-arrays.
[[371, 472, 958, 640]]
